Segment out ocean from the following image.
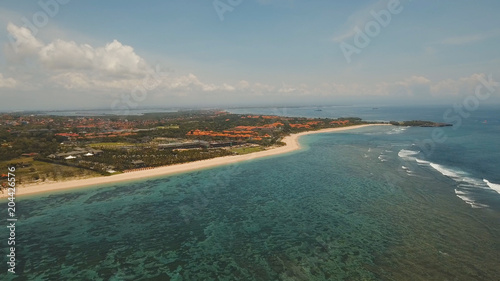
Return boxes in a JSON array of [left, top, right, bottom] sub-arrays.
[[2, 105, 499, 280]]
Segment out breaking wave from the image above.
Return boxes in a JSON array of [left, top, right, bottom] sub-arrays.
[[398, 149, 420, 161], [386, 126, 409, 135], [398, 149, 495, 208], [484, 179, 500, 194]]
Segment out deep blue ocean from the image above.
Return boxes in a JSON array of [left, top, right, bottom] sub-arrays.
[[1, 105, 499, 280]]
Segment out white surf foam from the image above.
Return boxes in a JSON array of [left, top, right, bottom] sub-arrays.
[[428, 163, 487, 189], [400, 165, 415, 176], [456, 195, 487, 208], [398, 149, 420, 160], [471, 203, 489, 208], [483, 179, 500, 194], [461, 177, 486, 188], [386, 127, 409, 135], [454, 189, 488, 208], [415, 158, 430, 165], [398, 150, 496, 208], [429, 163, 462, 179]]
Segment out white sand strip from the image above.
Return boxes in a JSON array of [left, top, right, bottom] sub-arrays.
[[2, 124, 388, 198]]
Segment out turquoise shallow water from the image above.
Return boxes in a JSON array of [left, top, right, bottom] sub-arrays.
[[2, 106, 500, 280]]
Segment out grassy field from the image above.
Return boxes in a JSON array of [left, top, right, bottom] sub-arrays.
[[0, 157, 101, 186], [228, 146, 264, 155], [88, 142, 139, 149], [157, 125, 180, 129]]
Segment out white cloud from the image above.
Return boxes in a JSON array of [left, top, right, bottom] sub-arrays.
[[50, 72, 149, 90], [39, 39, 151, 77], [50, 72, 91, 89], [430, 73, 483, 96], [5, 22, 153, 88], [2, 22, 495, 108], [380, 74, 493, 98], [39, 40, 94, 70], [5, 22, 44, 58], [0, 73, 17, 88], [251, 82, 276, 94], [4, 23, 243, 93], [379, 76, 431, 97], [310, 74, 492, 101], [162, 73, 225, 92], [237, 80, 250, 89]]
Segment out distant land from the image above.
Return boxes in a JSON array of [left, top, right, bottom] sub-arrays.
[[0, 110, 449, 189], [389, 120, 453, 127]]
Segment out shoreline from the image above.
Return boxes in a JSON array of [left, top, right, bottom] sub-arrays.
[[3, 124, 388, 198]]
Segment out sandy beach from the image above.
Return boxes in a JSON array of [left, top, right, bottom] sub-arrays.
[[3, 124, 388, 198]]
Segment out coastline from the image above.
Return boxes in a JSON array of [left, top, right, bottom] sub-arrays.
[[3, 124, 388, 198]]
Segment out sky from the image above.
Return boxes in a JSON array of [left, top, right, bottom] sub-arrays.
[[0, 0, 500, 111]]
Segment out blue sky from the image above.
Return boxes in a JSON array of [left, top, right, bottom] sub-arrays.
[[1, 0, 499, 111]]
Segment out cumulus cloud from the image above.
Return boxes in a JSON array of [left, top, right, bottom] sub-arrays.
[[5, 22, 153, 90], [5, 22, 44, 58], [4, 23, 243, 93], [50, 72, 150, 90], [5, 21, 152, 78], [40, 39, 151, 77], [2, 22, 496, 108], [159, 73, 236, 93], [38, 40, 94, 70], [0, 73, 17, 88]]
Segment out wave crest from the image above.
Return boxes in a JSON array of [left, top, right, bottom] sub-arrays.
[[484, 179, 500, 194], [398, 149, 420, 160]]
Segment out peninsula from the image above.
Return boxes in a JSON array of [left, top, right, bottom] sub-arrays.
[[0, 111, 374, 191], [0, 110, 448, 197], [1, 124, 388, 198]]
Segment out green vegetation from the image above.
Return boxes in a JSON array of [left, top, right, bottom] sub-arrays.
[[0, 157, 101, 186], [157, 125, 180, 129], [390, 120, 453, 127], [82, 148, 234, 171], [88, 142, 140, 149], [0, 110, 370, 185], [228, 146, 265, 155]]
